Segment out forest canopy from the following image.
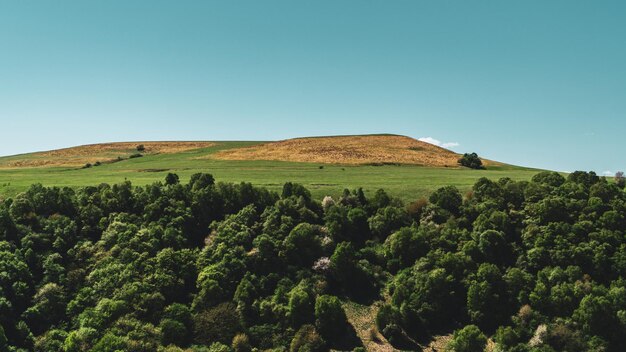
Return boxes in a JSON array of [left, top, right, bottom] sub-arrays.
[[0, 171, 625, 351]]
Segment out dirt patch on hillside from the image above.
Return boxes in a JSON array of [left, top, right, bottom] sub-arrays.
[[343, 301, 395, 352], [213, 135, 463, 167], [0, 142, 215, 168], [422, 335, 453, 351]]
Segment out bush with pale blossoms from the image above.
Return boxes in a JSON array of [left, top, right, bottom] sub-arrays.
[[322, 196, 335, 210], [312, 257, 331, 273]]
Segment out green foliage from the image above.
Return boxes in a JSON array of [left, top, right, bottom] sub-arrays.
[[446, 325, 487, 352], [24, 283, 66, 335], [368, 206, 411, 239], [384, 227, 427, 271], [429, 185, 463, 214], [330, 242, 358, 285], [375, 304, 397, 332], [290, 324, 326, 352], [532, 171, 566, 187], [160, 319, 187, 347], [205, 342, 232, 352], [314, 295, 347, 340], [283, 224, 323, 266], [466, 263, 508, 329], [0, 140, 541, 203], [458, 153, 484, 170], [160, 304, 192, 347], [324, 205, 369, 244], [232, 333, 252, 352], [0, 170, 625, 351], [616, 171, 625, 189], [193, 302, 241, 345], [165, 173, 180, 185], [288, 281, 315, 327], [282, 182, 312, 203], [64, 327, 98, 352], [390, 266, 462, 332], [91, 332, 128, 352]]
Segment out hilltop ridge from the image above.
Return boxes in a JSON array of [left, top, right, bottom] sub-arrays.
[[213, 134, 480, 167], [0, 135, 531, 201]]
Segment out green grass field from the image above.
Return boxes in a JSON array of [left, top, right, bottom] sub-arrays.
[[0, 141, 542, 202]]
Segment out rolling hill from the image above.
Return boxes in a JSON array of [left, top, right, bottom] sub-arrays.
[[213, 134, 470, 166], [0, 141, 216, 168], [0, 135, 540, 201]]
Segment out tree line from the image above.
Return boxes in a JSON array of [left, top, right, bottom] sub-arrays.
[[0, 170, 625, 351]]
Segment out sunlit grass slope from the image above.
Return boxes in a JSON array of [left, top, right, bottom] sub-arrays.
[[0, 138, 542, 202]]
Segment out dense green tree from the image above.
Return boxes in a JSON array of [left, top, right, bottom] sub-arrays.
[[283, 223, 323, 267], [568, 171, 600, 187], [23, 283, 66, 335], [532, 171, 566, 188], [573, 294, 616, 339], [467, 263, 509, 329], [446, 325, 487, 352], [368, 206, 411, 239], [282, 182, 312, 203], [384, 227, 427, 271], [429, 186, 463, 214], [160, 303, 192, 346], [458, 153, 484, 170], [324, 205, 370, 244], [193, 302, 241, 345], [288, 281, 315, 327], [0, 172, 624, 351], [390, 265, 462, 333], [290, 324, 326, 352], [165, 173, 180, 186], [314, 295, 347, 340], [33, 328, 67, 352]]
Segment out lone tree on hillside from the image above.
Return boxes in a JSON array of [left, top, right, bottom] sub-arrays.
[[458, 152, 484, 170], [165, 173, 180, 186], [136, 144, 145, 152], [616, 171, 625, 189]]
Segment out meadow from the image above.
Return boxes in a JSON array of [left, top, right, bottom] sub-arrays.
[[0, 141, 542, 202]]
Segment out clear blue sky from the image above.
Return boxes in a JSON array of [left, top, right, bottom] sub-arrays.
[[1, 1, 624, 173]]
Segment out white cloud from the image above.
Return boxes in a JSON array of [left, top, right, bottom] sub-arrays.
[[603, 170, 613, 176], [418, 137, 460, 149], [418, 137, 441, 145], [442, 142, 460, 148]]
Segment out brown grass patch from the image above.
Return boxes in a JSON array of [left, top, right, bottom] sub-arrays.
[[213, 135, 462, 167], [421, 335, 453, 351], [422, 334, 494, 351], [343, 301, 395, 352], [0, 141, 214, 168]]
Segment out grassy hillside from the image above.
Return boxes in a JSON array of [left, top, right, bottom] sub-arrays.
[[213, 134, 479, 167], [0, 139, 542, 201], [0, 141, 216, 168]]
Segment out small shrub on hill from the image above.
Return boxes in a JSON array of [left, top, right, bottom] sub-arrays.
[[458, 152, 484, 169], [447, 325, 487, 352]]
